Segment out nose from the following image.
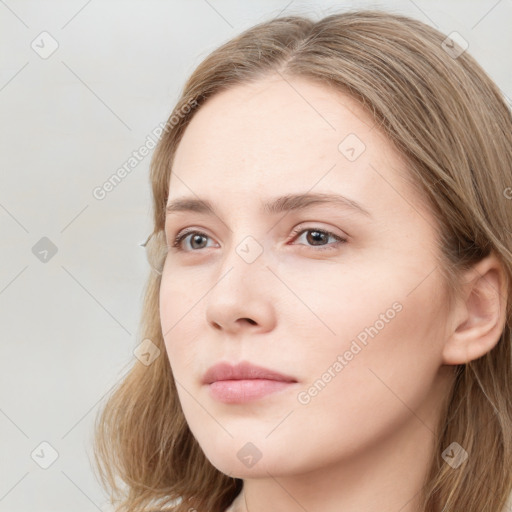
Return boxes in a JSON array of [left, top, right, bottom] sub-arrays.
[[205, 241, 277, 335]]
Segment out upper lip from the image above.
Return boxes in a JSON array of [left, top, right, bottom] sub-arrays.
[[202, 361, 297, 384]]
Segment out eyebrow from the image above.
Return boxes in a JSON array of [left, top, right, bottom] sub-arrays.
[[165, 192, 372, 218], [165, 193, 372, 218]]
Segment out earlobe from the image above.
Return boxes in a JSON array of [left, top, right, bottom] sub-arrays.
[[442, 253, 509, 366]]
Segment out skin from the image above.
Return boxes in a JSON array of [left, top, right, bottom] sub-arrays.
[[159, 74, 507, 512]]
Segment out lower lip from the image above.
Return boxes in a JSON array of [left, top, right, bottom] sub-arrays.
[[208, 379, 295, 403]]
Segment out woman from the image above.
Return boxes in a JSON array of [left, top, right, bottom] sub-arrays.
[[94, 9, 512, 512]]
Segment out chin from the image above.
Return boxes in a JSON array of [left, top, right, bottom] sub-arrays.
[[207, 455, 280, 479], [199, 439, 298, 479]]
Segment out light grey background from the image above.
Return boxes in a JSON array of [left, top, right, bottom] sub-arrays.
[[1, 1, 511, 511]]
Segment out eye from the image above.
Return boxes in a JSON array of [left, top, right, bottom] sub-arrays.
[[171, 229, 217, 251], [169, 226, 347, 253], [289, 226, 347, 251]]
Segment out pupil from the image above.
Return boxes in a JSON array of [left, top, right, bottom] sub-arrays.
[[307, 230, 325, 245], [192, 234, 206, 249]]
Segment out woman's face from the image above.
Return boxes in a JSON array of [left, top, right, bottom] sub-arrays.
[[160, 75, 455, 478]]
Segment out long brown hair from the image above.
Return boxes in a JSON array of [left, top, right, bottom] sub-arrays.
[[94, 9, 512, 512]]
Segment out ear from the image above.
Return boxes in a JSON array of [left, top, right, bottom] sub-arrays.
[[442, 252, 509, 365]]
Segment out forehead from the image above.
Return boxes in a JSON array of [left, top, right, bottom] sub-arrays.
[[173, 75, 379, 170], [168, 75, 427, 224]]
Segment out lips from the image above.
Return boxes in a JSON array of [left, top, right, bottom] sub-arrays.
[[203, 361, 298, 404], [202, 361, 297, 385]]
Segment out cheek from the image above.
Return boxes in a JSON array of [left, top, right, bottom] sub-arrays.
[[282, 298, 446, 474], [159, 263, 204, 328], [302, 278, 447, 421], [159, 276, 201, 378], [296, 261, 447, 397]]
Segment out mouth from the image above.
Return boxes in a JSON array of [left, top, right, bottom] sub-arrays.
[[202, 361, 298, 404]]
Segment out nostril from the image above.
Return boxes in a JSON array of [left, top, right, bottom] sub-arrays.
[[242, 318, 257, 325]]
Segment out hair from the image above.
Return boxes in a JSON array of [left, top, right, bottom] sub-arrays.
[[93, 8, 512, 512]]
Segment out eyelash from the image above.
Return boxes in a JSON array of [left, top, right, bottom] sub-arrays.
[[170, 226, 347, 253]]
